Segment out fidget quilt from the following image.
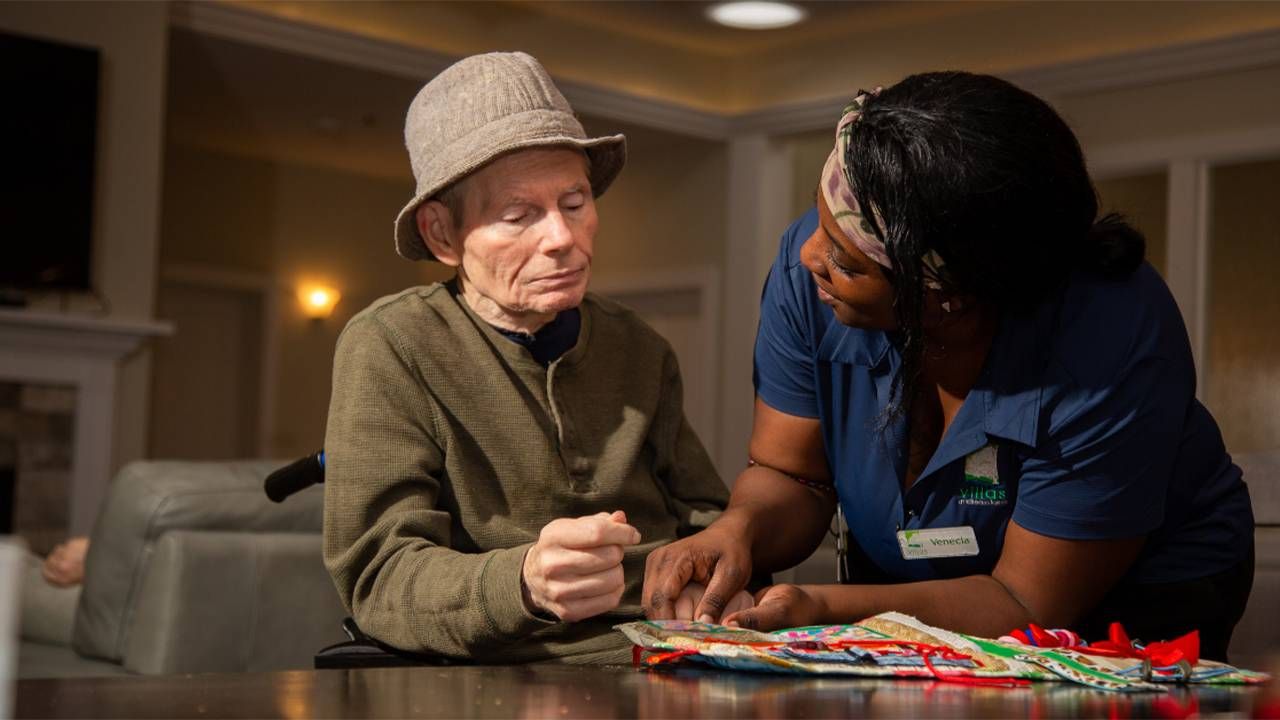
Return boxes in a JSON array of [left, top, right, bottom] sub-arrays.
[[616, 612, 1269, 693]]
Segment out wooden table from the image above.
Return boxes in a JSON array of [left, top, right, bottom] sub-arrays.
[[15, 664, 1275, 719]]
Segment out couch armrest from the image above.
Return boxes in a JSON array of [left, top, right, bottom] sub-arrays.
[[122, 530, 347, 675], [74, 460, 323, 663]]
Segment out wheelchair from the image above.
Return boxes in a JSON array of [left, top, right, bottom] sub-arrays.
[[266, 451, 467, 668]]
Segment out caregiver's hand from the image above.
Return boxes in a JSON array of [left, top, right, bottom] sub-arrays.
[[674, 581, 755, 621], [723, 584, 826, 631], [643, 521, 753, 623]]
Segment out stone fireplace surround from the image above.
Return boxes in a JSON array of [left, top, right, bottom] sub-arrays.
[[0, 309, 169, 536]]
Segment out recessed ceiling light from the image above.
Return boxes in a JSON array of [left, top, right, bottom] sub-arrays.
[[706, 1, 807, 30]]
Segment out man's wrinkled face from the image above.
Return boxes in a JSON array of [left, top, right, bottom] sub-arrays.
[[452, 148, 597, 318]]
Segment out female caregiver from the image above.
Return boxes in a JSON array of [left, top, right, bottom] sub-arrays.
[[642, 72, 1254, 661]]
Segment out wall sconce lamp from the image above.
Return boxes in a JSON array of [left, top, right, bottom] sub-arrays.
[[298, 285, 341, 319]]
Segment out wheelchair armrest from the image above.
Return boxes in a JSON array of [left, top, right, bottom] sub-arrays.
[[314, 617, 472, 669]]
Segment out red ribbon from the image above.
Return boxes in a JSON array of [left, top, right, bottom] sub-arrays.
[[1083, 623, 1200, 667], [1011, 624, 1066, 648]]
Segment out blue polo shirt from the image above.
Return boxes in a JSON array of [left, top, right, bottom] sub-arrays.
[[754, 209, 1253, 584]]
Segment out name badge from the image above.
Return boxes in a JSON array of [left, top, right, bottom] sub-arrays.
[[897, 526, 980, 560]]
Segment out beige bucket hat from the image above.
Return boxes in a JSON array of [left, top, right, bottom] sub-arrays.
[[394, 51, 627, 261]]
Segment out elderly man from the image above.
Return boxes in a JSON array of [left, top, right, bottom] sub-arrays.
[[322, 52, 732, 664]]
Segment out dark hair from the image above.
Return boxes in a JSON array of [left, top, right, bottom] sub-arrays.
[[845, 71, 1145, 423]]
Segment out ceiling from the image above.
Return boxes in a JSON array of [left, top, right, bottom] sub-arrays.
[[165, 26, 715, 181], [221, 0, 1280, 114], [166, 27, 419, 180], [508, 1, 997, 57], [167, 1, 1280, 178]]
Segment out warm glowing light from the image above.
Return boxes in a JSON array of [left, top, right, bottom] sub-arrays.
[[297, 285, 340, 319], [706, 1, 806, 30]]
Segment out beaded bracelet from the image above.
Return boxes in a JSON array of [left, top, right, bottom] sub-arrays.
[[746, 457, 837, 496]]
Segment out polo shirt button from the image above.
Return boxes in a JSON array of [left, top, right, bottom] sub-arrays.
[[907, 509, 916, 517]]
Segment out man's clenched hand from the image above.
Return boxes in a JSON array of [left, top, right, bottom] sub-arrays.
[[522, 511, 641, 621]]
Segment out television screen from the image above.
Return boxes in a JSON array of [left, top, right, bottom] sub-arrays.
[[0, 30, 99, 291]]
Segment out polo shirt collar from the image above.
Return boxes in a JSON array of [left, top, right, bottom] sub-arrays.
[[904, 306, 1053, 484]]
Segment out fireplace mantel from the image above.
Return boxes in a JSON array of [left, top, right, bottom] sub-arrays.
[[0, 308, 171, 534]]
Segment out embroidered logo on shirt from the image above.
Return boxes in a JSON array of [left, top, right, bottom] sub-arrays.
[[958, 444, 1007, 506]]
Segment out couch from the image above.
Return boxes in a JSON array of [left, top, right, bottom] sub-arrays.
[[17, 460, 346, 678]]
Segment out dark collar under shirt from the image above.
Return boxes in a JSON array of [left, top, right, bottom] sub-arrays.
[[493, 308, 581, 366]]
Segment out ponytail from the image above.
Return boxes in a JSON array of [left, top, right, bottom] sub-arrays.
[[1084, 213, 1146, 279]]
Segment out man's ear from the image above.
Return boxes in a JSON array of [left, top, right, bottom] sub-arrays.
[[417, 201, 461, 267]]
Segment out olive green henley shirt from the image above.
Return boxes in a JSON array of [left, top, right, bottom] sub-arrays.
[[323, 282, 728, 663]]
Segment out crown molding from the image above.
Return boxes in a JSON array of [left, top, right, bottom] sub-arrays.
[[729, 95, 845, 138], [1088, 124, 1280, 179], [171, 3, 1280, 140], [549, 78, 732, 140], [168, 2, 733, 140], [1004, 28, 1280, 99], [730, 29, 1280, 137], [169, 2, 455, 81]]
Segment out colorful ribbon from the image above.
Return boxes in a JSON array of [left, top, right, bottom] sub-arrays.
[[1086, 623, 1200, 668], [1001, 621, 1201, 668]]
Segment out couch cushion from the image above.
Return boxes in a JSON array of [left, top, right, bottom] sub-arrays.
[[19, 550, 80, 646], [72, 460, 323, 662], [17, 641, 129, 679]]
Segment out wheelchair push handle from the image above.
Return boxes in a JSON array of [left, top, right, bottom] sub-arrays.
[[264, 450, 325, 503]]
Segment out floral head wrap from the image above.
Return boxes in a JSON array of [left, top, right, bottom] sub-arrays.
[[820, 90, 949, 290]]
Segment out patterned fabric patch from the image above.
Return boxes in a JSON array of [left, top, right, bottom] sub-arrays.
[[616, 612, 1268, 693]]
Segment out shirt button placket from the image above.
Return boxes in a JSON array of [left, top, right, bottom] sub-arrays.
[[547, 361, 594, 493]]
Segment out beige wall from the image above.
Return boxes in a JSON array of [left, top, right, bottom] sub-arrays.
[[159, 144, 445, 458], [1058, 63, 1280, 153], [584, 119, 727, 279], [0, 1, 169, 477], [1207, 158, 1280, 455], [787, 129, 830, 220]]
